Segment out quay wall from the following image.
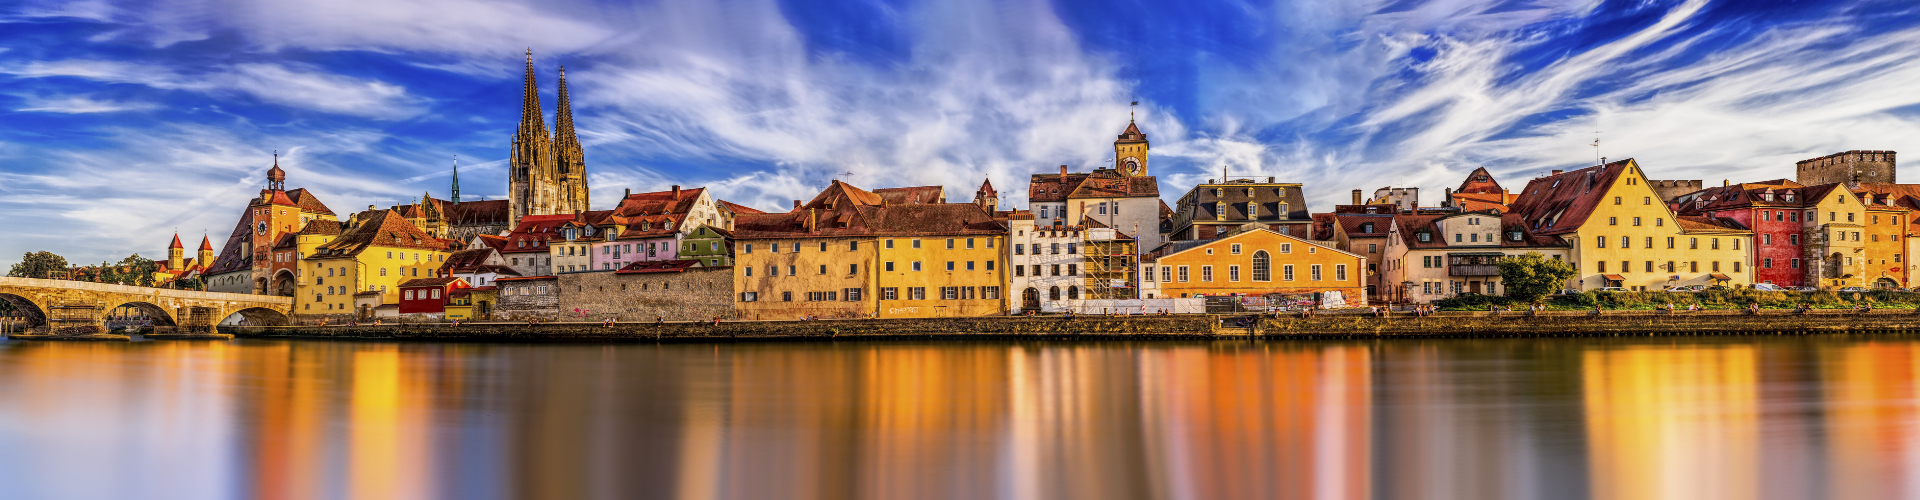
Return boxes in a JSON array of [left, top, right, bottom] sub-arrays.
[[221, 309, 1920, 342]]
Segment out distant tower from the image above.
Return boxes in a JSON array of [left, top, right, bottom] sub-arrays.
[[450, 155, 461, 204], [975, 177, 999, 211], [1796, 150, 1897, 186], [197, 235, 214, 267], [1114, 118, 1149, 177], [167, 234, 185, 272], [266, 149, 286, 191]]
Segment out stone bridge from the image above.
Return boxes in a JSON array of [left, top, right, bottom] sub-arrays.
[[0, 277, 292, 334]]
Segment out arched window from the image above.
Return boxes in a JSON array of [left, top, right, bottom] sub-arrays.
[[1067, 286, 1080, 300], [1049, 286, 1060, 300], [1252, 251, 1271, 281]]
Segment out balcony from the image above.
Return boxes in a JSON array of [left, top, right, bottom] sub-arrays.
[[1447, 252, 1504, 276]]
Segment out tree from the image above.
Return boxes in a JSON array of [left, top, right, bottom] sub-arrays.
[[6, 251, 70, 279], [1499, 252, 1577, 302], [116, 254, 158, 287]]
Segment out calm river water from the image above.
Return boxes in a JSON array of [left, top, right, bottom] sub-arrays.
[[0, 335, 1915, 500]]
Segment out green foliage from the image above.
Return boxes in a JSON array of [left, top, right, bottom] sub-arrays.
[[1498, 252, 1577, 302], [1433, 293, 1521, 309], [6, 251, 69, 279]]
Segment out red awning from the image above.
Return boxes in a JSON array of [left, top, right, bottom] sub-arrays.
[[1602, 274, 1626, 281], [1709, 273, 1732, 281]]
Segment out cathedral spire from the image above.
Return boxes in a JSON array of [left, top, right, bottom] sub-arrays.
[[520, 48, 546, 136], [553, 64, 589, 212], [555, 65, 578, 150], [450, 154, 460, 204]]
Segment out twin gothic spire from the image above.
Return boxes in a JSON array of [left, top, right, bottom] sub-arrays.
[[509, 49, 589, 224]]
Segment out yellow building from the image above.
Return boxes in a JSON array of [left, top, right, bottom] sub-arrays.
[[732, 181, 1007, 320], [1508, 159, 1753, 290], [300, 209, 460, 317], [1150, 228, 1367, 306]]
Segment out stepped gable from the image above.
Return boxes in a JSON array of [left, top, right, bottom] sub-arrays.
[[1508, 159, 1636, 235]]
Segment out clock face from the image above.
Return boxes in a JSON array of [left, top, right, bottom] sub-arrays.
[[1121, 157, 1142, 176], [256, 221, 268, 236]]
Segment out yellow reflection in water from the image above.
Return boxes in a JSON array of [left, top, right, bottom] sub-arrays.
[[1582, 345, 1759, 500], [1822, 341, 1920, 499]]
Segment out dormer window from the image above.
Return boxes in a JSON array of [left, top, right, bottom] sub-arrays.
[[1360, 222, 1374, 233], [641, 222, 651, 231], [664, 221, 674, 231], [1509, 231, 1523, 241], [1418, 233, 1431, 242]]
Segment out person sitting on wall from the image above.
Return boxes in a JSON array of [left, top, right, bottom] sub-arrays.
[[603, 318, 616, 328], [451, 319, 460, 327], [657, 316, 665, 325], [1747, 302, 1760, 315]]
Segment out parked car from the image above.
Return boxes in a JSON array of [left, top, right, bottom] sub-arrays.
[[1595, 287, 1631, 293], [1704, 285, 1731, 291], [1839, 287, 1870, 293], [1797, 286, 1822, 292], [1752, 283, 1786, 292], [1554, 289, 1580, 296], [1663, 286, 1696, 292]]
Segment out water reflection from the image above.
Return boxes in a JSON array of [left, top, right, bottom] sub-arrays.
[[0, 336, 1916, 500]]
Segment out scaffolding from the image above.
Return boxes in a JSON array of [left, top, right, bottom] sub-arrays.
[[1081, 227, 1138, 300]]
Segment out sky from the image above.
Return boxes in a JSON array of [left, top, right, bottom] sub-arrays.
[[3, 0, 1920, 267]]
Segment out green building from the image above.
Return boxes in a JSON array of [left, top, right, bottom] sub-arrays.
[[680, 225, 733, 267]]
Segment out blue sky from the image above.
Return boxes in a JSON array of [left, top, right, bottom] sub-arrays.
[[3, 0, 1920, 266]]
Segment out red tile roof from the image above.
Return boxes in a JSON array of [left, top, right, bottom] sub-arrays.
[[719, 200, 765, 215], [614, 188, 706, 218], [399, 277, 466, 288], [1332, 214, 1392, 238], [312, 209, 457, 259], [1455, 166, 1505, 195], [874, 186, 946, 205], [441, 248, 499, 273], [285, 188, 336, 216], [501, 214, 577, 254], [1509, 159, 1632, 236]]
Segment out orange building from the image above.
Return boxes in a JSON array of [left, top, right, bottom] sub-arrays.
[[1859, 191, 1911, 288], [1150, 228, 1367, 306]]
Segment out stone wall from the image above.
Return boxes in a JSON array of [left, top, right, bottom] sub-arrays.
[[496, 278, 559, 320], [558, 268, 733, 321], [1646, 180, 1702, 204], [1797, 150, 1897, 186]]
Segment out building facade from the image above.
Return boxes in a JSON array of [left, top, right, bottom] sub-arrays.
[[1167, 177, 1312, 240], [1380, 213, 1570, 303], [1508, 159, 1753, 291], [507, 50, 589, 226], [299, 209, 460, 318], [1150, 228, 1367, 306]]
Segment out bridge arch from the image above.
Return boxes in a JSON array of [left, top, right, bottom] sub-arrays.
[[270, 269, 296, 297], [0, 293, 47, 330], [105, 301, 178, 327], [219, 307, 292, 328]]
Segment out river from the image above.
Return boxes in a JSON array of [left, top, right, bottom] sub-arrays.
[[0, 335, 1913, 500]]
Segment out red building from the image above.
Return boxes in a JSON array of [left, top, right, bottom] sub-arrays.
[[397, 277, 471, 315], [1672, 180, 1808, 287]]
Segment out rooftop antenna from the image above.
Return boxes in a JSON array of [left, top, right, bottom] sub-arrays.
[[1591, 132, 1602, 165]]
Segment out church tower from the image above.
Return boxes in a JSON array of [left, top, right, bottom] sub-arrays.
[[1114, 119, 1148, 177], [507, 50, 590, 225], [553, 66, 589, 214], [508, 49, 558, 225]]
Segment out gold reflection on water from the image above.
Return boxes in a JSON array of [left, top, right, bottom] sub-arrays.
[[4, 338, 1920, 500], [1582, 345, 1760, 500]]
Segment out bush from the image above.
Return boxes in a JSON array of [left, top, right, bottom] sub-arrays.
[[1434, 294, 1522, 310]]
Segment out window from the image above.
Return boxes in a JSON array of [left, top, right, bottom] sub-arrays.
[[1632, 217, 1641, 226], [913, 261, 923, 271], [913, 239, 922, 249], [967, 238, 976, 249], [882, 287, 898, 300], [1177, 266, 1189, 282], [967, 261, 976, 271], [1067, 243, 1077, 254], [1067, 264, 1077, 276], [1614, 196, 1622, 205], [1336, 264, 1348, 281], [1015, 244, 1025, 255], [942, 287, 958, 300], [1369, 243, 1378, 253], [1764, 258, 1773, 268], [1790, 234, 1800, 245], [1228, 265, 1241, 282], [845, 289, 864, 301], [1201, 266, 1213, 282], [1597, 237, 1606, 248], [849, 264, 859, 275], [788, 265, 797, 276], [1283, 264, 1295, 281], [1621, 261, 1629, 272], [946, 239, 955, 249], [1281, 243, 1293, 253], [983, 287, 1000, 300], [1733, 262, 1742, 272], [1712, 238, 1720, 250], [1049, 286, 1061, 300], [1161, 267, 1172, 282], [1621, 236, 1630, 248], [1645, 237, 1653, 248], [1051, 264, 1061, 276], [1067, 287, 1080, 300], [741, 292, 758, 302], [886, 239, 895, 249], [819, 242, 828, 252], [885, 261, 895, 272], [1610, 217, 1618, 225], [768, 265, 778, 276], [746, 267, 754, 277], [1015, 265, 1025, 277], [987, 261, 995, 271], [909, 287, 925, 300], [782, 291, 793, 302], [772, 243, 780, 253], [1251, 251, 1271, 281], [1051, 243, 1060, 254], [1733, 239, 1741, 250], [1712, 261, 1721, 272], [946, 262, 955, 271], [1690, 238, 1698, 249], [1311, 264, 1323, 281], [1690, 261, 1699, 272], [1645, 261, 1654, 272]]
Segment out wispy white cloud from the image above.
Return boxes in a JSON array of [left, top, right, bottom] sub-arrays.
[[13, 94, 159, 113], [6, 60, 424, 119]]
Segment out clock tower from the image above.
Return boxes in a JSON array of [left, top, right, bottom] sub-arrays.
[[1114, 120, 1148, 177]]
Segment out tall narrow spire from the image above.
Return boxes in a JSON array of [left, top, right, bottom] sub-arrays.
[[520, 48, 546, 135], [553, 64, 589, 212], [451, 154, 460, 204], [554, 65, 579, 162]]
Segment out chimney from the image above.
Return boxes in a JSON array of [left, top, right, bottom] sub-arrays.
[[793, 200, 802, 210], [1208, 179, 1215, 184], [1723, 179, 1730, 188], [1551, 169, 1563, 176], [1351, 189, 1362, 205], [1060, 165, 1068, 177], [808, 208, 818, 233], [672, 185, 682, 200], [1268, 177, 1275, 183], [1444, 188, 1453, 207], [624, 188, 630, 199]]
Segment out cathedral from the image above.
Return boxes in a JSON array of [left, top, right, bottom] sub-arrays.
[[509, 49, 590, 224]]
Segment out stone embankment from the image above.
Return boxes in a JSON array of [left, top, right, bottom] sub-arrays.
[[218, 309, 1920, 342]]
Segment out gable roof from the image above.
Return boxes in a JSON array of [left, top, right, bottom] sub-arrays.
[[285, 188, 336, 216], [1508, 159, 1633, 236], [874, 186, 946, 205], [1456, 166, 1505, 195], [719, 200, 766, 215], [614, 187, 707, 218], [311, 209, 456, 259], [441, 248, 500, 273]]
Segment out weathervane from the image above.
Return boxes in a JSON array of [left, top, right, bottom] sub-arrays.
[[1591, 132, 1602, 165]]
